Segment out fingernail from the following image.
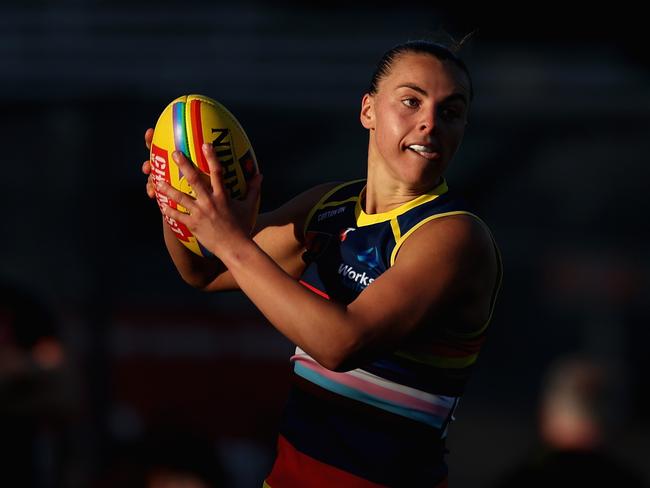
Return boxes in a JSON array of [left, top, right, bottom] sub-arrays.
[[202, 143, 212, 153], [172, 151, 180, 161]]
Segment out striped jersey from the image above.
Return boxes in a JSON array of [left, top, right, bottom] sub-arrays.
[[265, 179, 502, 487]]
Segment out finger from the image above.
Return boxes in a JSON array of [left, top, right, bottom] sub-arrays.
[[156, 180, 197, 213], [173, 151, 206, 196], [161, 203, 190, 226], [143, 160, 156, 199], [146, 180, 156, 199], [144, 128, 154, 150], [201, 143, 225, 198]]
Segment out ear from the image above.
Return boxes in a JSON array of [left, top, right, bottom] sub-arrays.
[[360, 93, 375, 130]]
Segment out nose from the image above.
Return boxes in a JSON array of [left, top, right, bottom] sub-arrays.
[[418, 109, 436, 133]]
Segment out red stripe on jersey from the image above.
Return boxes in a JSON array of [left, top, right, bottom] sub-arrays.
[[299, 280, 330, 300], [265, 435, 388, 488]]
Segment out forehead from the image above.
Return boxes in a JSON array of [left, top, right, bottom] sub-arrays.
[[381, 52, 470, 98]]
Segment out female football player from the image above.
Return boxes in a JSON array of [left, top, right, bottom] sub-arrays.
[[143, 39, 501, 487]]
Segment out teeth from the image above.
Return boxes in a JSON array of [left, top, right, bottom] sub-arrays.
[[407, 144, 440, 160], [408, 144, 433, 152], [409, 144, 430, 152]]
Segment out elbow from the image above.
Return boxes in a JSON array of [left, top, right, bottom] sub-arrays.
[[314, 337, 367, 373], [300, 312, 377, 372], [180, 273, 212, 291], [180, 272, 227, 292], [318, 355, 348, 373], [306, 346, 344, 372], [327, 331, 388, 372], [179, 265, 227, 291], [317, 354, 352, 373]]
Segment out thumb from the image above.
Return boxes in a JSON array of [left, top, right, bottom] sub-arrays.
[[144, 128, 154, 150]]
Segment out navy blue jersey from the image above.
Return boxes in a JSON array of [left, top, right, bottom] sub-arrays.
[[266, 179, 502, 487]]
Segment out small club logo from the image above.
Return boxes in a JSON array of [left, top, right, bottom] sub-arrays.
[[339, 227, 356, 242], [356, 247, 381, 269]]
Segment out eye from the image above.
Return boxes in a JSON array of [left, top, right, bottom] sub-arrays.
[[401, 97, 420, 109], [440, 107, 463, 122]]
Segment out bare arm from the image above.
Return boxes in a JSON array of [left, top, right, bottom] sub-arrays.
[[158, 144, 499, 371], [143, 126, 338, 291], [197, 182, 340, 292], [219, 214, 498, 371]]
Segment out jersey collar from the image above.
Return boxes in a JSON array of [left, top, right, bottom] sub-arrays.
[[355, 179, 449, 227]]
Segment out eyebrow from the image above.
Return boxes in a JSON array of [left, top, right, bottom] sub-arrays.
[[397, 83, 468, 106]]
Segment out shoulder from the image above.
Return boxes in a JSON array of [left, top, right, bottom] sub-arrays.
[[260, 179, 366, 235], [394, 213, 499, 314], [256, 181, 342, 228], [343, 213, 499, 360], [252, 181, 345, 250], [396, 213, 496, 268], [241, 182, 346, 281]]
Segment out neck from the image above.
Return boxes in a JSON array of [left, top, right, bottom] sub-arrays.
[[360, 137, 442, 214], [364, 155, 443, 214]]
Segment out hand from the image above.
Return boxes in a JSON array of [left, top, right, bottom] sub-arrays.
[[141, 128, 156, 199], [155, 144, 262, 259]]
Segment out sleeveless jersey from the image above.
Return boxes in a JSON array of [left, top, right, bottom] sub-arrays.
[[265, 179, 502, 487]]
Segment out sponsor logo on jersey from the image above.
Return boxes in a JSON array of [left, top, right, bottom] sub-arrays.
[[338, 263, 375, 288], [317, 206, 345, 222]]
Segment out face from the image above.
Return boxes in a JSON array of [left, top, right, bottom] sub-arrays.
[[360, 52, 471, 188]]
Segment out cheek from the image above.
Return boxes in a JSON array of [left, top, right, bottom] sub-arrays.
[[376, 112, 406, 150], [441, 122, 466, 149]]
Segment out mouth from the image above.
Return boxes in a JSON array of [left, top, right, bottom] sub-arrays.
[[406, 144, 441, 160]]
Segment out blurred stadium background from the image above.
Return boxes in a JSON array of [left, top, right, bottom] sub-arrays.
[[1, 2, 648, 487]]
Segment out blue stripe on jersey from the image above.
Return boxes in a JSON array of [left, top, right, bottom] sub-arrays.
[[294, 362, 446, 428]]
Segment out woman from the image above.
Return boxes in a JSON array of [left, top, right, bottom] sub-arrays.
[[142, 40, 502, 487]]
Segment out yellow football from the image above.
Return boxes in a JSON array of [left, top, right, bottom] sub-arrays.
[[149, 94, 259, 257]]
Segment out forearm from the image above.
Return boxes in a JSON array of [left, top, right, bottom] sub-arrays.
[[222, 238, 358, 370], [161, 217, 234, 290]]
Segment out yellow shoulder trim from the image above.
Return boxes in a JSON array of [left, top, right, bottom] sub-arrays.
[[354, 179, 448, 227], [302, 179, 365, 236], [320, 196, 358, 209], [389, 210, 480, 266], [390, 218, 401, 241], [389, 211, 503, 340]]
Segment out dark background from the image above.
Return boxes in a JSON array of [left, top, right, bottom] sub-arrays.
[[1, 2, 648, 487]]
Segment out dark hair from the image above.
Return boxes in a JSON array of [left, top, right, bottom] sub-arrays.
[[368, 38, 474, 101]]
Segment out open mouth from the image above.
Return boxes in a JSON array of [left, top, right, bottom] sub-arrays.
[[407, 144, 441, 160]]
